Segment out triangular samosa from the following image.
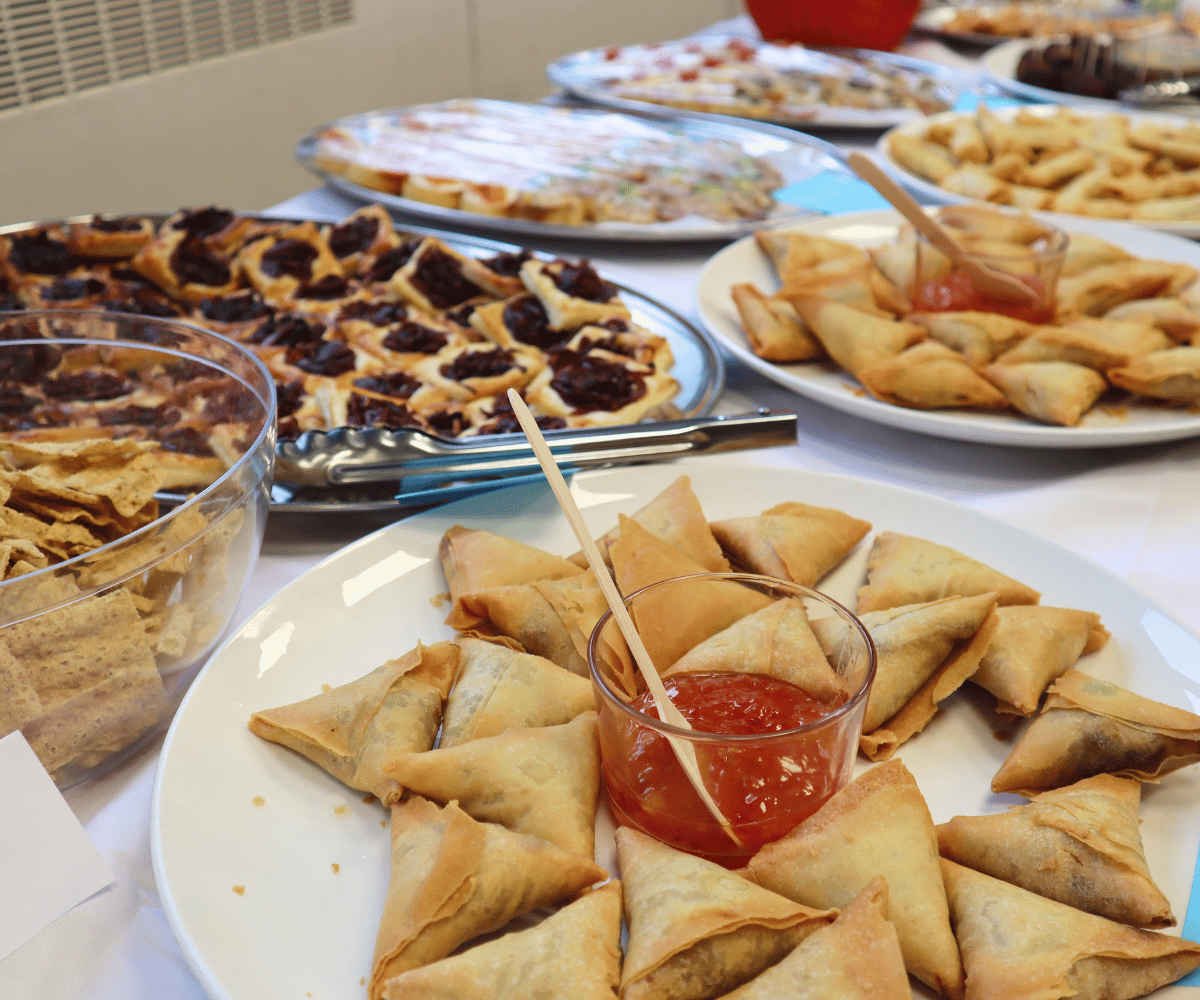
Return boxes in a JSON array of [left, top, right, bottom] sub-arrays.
[[662, 598, 846, 702], [379, 880, 623, 1000], [610, 516, 773, 672], [942, 859, 1200, 1000], [858, 341, 1011, 411], [709, 502, 871, 588], [716, 876, 911, 1000], [439, 637, 595, 748], [984, 360, 1107, 427], [857, 531, 1040, 613], [533, 569, 614, 677], [385, 711, 600, 856], [617, 826, 836, 1000], [937, 775, 1174, 928], [789, 295, 925, 378], [748, 759, 965, 999], [439, 525, 582, 602], [568, 474, 729, 573], [445, 582, 588, 674], [813, 594, 999, 759], [992, 669, 1200, 795], [369, 797, 609, 997], [247, 641, 459, 804], [970, 605, 1110, 716]]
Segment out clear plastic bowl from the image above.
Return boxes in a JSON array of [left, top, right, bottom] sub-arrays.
[[0, 310, 275, 787]]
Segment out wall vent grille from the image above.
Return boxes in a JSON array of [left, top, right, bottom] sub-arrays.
[[0, 0, 354, 112]]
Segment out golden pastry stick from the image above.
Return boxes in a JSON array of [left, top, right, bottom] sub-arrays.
[[504, 387, 743, 847]]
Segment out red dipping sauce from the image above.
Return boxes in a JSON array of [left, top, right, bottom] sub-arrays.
[[912, 271, 1055, 324], [598, 672, 857, 864]]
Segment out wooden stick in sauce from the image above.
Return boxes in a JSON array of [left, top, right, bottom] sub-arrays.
[[504, 388, 743, 847]]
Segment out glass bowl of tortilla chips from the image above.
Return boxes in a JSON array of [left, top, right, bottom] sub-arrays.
[[0, 309, 275, 788]]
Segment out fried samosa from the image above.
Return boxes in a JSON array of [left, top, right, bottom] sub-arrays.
[[662, 598, 845, 702], [857, 531, 1040, 614], [985, 361, 1108, 427], [942, 859, 1200, 1000], [617, 827, 836, 1000], [814, 593, 999, 759], [859, 341, 1011, 411], [716, 876, 911, 1000], [748, 759, 965, 999], [937, 775, 1174, 928], [368, 797, 608, 997], [992, 669, 1200, 795], [907, 310, 1034, 369], [709, 501, 871, 588], [247, 641, 459, 805], [385, 711, 600, 856], [438, 525, 582, 603], [439, 637, 594, 748], [1108, 345, 1200, 402], [569, 474, 729, 574], [731, 282, 824, 362], [970, 605, 1109, 717], [789, 296, 925, 378]]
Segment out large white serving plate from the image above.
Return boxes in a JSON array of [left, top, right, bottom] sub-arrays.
[[983, 37, 1200, 117], [696, 209, 1200, 448], [877, 105, 1200, 239], [151, 462, 1200, 1000]]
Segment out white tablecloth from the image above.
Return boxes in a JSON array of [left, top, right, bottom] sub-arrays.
[[6, 143, 1200, 1000]]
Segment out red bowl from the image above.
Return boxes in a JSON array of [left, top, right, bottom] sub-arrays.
[[746, 0, 920, 51]]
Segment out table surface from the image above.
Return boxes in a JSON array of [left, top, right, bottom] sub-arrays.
[[6, 29, 1200, 1000]]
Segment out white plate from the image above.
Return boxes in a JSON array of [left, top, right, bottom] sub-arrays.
[[546, 35, 966, 131], [294, 99, 846, 244], [876, 105, 1200, 238], [696, 209, 1200, 448], [983, 37, 1200, 116], [150, 462, 1200, 1000]]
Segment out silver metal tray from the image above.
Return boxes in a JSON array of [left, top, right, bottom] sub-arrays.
[[293, 98, 848, 244], [545, 35, 967, 132], [0, 212, 725, 514]]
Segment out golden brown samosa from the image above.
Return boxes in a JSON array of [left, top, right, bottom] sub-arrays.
[[857, 531, 1040, 614], [748, 759, 965, 999], [789, 296, 925, 378], [379, 880, 623, 1000], [385, 711, 600, 856], [937, 775, 1174, 928], [662, 598, 845, 702], [438, 525, 582, 603], [970, 605, 1109, 717], [617, 827, 836, 1000], [1108, 345, 1200, 402], [439, 637, 595, 748], [247, 641, 459, 805], [942, 858, 1200, 1000], [716, 876, 911, 1000], [908, 310, 1034, 368], [609, 515, 773, 672], [985, 360, 1108, 427], [569, 474, 729, 574], [858, 341, 1011, 411], [813, 593, 999, 759], [709, 501, 871, 588], [992, 669, 1200, 796], [731, 282, 824, 362], [368, 798, 608, 997]]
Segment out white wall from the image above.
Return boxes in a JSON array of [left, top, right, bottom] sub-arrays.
[[0, 0, 743, 224]]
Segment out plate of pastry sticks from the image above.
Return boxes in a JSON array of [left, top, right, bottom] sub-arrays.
[[151, 461, 1200, 1000]]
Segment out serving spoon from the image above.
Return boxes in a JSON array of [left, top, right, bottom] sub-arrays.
[[845, 150, 1038, 303], [505, 388, 744, 848]]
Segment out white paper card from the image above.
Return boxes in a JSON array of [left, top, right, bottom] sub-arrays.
[[0, 730, 114, 962]]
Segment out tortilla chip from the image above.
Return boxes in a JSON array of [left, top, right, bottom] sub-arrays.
[[0, 640, 42, 736]]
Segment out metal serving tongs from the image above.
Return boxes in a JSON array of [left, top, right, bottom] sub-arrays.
[[273, 409, 798, 490]]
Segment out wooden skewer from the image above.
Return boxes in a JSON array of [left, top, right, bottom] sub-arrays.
[[504, 388, 743, 848], [846, 150, 1038, 303]]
